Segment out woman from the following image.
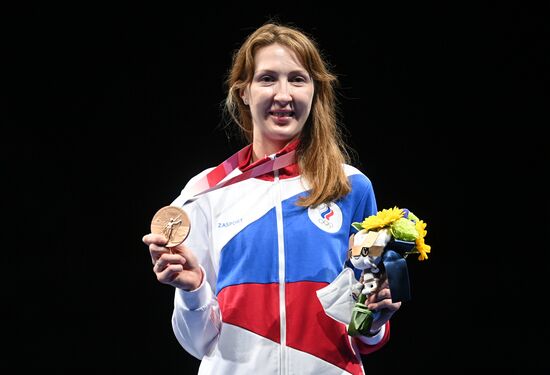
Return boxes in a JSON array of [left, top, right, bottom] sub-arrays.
[[143, 22, 401, 375]]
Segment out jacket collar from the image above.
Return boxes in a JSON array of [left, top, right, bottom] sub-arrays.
[[238, 139, 300, 180]]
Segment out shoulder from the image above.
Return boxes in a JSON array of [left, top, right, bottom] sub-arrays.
[[184, 167, 216, 190], [343, 163, 364, 177], [171, 167, 215, 206], [343, 164, 373, 189]]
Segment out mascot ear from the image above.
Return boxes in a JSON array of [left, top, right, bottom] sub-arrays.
[[347, 234, 355, 261]]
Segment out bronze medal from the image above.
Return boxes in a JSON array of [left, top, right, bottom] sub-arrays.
[[150, 206, 191, 247]]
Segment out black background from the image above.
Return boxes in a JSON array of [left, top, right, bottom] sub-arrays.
[[3, 2, 548, 373]]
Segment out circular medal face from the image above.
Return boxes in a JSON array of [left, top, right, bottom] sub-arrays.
[[150, 206, 191, 247]]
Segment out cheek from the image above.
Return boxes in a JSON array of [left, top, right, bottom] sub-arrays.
[[296, 89, 314, 110], [250, 87, 272, 104]]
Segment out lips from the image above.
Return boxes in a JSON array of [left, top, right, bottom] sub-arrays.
[[269, 110, 294, 125], [269, 110, 295, 117]]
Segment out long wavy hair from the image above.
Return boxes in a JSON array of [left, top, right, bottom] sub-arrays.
[[224, 22, 352, 207]]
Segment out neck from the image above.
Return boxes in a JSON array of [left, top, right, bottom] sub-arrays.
[[252, 138, 297, 163], [252, 141, 288, 162]]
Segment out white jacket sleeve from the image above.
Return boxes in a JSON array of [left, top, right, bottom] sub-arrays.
[[172, 266, 221, 359], [170, 170, 221, 359]]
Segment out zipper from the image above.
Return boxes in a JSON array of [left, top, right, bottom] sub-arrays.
[[274, 166, 287, 375]]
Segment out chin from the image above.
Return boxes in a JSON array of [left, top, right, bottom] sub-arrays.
[[270, 130, 300, 142], [270, 123, 302, 136]]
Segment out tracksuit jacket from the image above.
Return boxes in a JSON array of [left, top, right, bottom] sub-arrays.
[[170, 142, 390, 374]]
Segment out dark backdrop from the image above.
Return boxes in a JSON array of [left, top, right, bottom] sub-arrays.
[[4, 2, 547, 373]]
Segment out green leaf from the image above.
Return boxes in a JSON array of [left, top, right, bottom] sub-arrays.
[[351, 222, 363, 231]]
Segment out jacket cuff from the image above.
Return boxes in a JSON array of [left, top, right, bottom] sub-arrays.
[[357, 323, 386, 345], [175, 266, 211, 311]]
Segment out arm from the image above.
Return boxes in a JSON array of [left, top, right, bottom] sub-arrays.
[[171, 196, 221, 359], [355, 321, 390, 355], [347, 233, 396, 354], [172, 265, 221, 359], [353, 277, 400, 354], [144, 180, 221, 359], [349, 174, 397, 353]]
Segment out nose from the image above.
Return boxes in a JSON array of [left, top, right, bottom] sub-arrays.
[[273, 80, 292, 104]]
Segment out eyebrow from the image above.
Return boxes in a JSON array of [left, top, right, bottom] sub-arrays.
[[254, 69, 310, 76]]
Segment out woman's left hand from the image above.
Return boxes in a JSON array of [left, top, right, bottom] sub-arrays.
[[366, 277, 401, 333]]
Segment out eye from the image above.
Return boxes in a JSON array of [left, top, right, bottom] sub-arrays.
[[290, 75, 308, 84], [259, 75, 275, 82]]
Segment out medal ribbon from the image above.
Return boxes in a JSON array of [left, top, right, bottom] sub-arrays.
[[177, 145, 296, 204]]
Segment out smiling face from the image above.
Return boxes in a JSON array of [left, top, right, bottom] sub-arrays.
[[241, 43, 315, 158]]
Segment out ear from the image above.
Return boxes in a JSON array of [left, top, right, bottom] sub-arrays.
[[240, 88, 249, 105]]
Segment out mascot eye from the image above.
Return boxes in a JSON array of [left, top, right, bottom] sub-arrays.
[[361, 247, 369, 257]]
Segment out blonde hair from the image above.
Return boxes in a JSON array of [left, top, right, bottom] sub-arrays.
[[225, 22, 351, 207]]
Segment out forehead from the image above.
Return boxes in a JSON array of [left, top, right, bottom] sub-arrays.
[[254, 43, 306, 72]]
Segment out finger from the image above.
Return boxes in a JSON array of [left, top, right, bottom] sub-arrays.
[[368, 299, 401, 312], [150, 246, 170, 265], [150, 243, 169, 253], [154, 251, 188, 271], [376, 276, 389, 290], [143, 233, 168, 246], [170, 243, 198, 267], [156, 264, 184, 284], [157, 253, 188, 267], [153, 258, 164, 272], [369, 288, 391, 302]]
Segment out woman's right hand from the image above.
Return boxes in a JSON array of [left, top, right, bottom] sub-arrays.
[[142, 233, 203, 291]]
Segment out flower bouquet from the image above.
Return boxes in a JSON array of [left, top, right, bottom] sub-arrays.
[[347, 206, 431, 337]]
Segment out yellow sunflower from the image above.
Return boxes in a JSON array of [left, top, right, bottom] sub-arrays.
[[414, 220, 431, 261], [360, 206, 404, 231]]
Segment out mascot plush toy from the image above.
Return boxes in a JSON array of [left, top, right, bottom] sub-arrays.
[[347, 207, 431, 336]]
